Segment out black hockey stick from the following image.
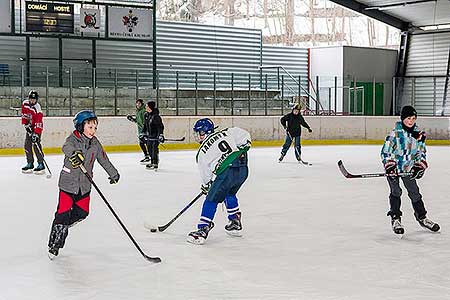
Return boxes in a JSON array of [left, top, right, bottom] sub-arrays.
[[145, 192, 204, 233], [286, 131, 311, 166], [144, 136, 186, 142], [33, 142, 53, 179], [79, 165, 161, 263], [337, 160, 412, 179]]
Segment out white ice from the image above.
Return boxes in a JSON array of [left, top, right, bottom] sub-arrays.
[[1, 145, 450, 300]]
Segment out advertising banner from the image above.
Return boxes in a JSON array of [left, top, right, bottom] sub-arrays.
[[108, 7, 152, 40], [80, 8, 101, 33]]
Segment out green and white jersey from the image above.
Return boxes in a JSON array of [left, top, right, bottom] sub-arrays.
[[196, 127, 251, 184]]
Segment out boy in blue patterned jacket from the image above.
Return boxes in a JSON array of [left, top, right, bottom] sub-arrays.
[[381, 105, 440, 235]]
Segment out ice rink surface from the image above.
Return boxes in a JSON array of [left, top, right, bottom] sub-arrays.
[[1, 145, 450, 300]]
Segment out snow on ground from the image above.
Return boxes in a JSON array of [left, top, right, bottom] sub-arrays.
[[1, 145, 450, 300]]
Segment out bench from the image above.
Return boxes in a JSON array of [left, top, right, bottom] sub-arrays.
[[0, 64, 9, 85]]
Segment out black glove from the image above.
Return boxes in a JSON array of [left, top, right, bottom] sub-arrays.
[[31, 133, 40, 143], [24, 124, 33, 134], [158, 134, 165, 143], [109, 173, 120, 184], [308, 128, 313, 133], [69, 151, 84, 168], [384, 160, 397, 176], [411, 161, 427, 180], [412, 130, 426, 142], [201, 181, 212, 195], [126, 115, 136, 123], [139, 133, 148, 143]]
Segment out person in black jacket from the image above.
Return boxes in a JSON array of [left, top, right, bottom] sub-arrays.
[[140, 101, 165, 170], [279, 103, 312, 162]]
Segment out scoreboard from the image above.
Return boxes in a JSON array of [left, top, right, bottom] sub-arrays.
[[26, 1, 74, 33]]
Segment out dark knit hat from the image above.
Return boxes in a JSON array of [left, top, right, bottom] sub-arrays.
[[147, 101, 156, 110], [400, 105, 417, 120]]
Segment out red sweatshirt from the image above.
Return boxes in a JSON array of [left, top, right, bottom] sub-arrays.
[[21, 100, 43, 134]]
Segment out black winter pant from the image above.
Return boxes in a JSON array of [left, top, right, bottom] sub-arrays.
[[146, 140, 160, 165], [387, 176, 427, 220], [24, 132, 43, 164], [139, 141, 149, 157]]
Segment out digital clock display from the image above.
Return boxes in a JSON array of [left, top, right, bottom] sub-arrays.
[[25, 1, 74, 33]]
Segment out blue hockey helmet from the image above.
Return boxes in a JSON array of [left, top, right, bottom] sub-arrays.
[[73, 110, 97, 133], [193, 118, 214, 142]]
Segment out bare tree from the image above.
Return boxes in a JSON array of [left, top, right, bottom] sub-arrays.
[[285, 0, 295, 45]]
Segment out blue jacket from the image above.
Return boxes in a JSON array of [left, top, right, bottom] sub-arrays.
[[380, 121, 427, 173]]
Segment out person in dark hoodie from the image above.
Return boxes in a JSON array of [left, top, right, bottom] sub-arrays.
[[141, 101, 164, 170], [47, 110, 120, 259], [278, 103, 312, 162]]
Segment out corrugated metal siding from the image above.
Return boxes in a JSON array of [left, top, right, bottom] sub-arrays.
[[404, 32, 450, 115], [157, 21, 262, 89], [0, 20, 309, 91], [262, 45, 309, 96]]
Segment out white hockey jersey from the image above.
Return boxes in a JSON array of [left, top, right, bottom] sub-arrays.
[[196, 127, 251, 185]]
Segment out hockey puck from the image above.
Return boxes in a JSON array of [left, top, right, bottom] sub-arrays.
[[150, 228, 157, 233]]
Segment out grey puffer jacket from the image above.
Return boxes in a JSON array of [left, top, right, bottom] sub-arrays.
[[58, 130, 119, 195]]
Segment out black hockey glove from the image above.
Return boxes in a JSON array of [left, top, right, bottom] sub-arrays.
[[126, 115, 137, 123], [31, 133, 40, 143], [139, 133, 148, 143], [412, 130, 426, 142], [411, 161, 427, 180], [109, 173, 120, 184], [201, 181, 212, 195], [24, 124, 33, 134], [308, 128, 313, 133], [69, 151, 84, 168], [158, 134, 165, 143], [384, 160, 397, 176]]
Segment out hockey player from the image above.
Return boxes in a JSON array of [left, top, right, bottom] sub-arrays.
[[279, 103, 312, 162], [187, 118, 251, 245], [126, 99, 149, 164], [381, 105, 439, 235], [47, 110, 120, 258], [21, 90, 45, 174], [141, 101, 164, 170]]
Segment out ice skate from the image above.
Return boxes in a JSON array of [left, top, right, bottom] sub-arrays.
[[48, 247, 59, 260], [48, 224, 68, 259], [140, 156, 150, 165], [21, 162, 34, 174], [225, 212, 242, 237], [146, 163, 158, 171], [278, 153, 285, 163], [416, 215, 440, 232], [33, 162, 45, 175], [391, 218, 405, 235], [187, 222, 214, 245]]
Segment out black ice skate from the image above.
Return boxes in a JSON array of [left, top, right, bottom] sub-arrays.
[[278, 153, 285, 162], [48, 224, 69, 260], [416, 215, 440, 232], [187, 222, 215, 245], [140, 156, 150, 165], [146, 163, 158, 171], [391, 218, 404, 235], [225, 212, 242, 237], [22, 162, 34, 174], [33, 162, 45, 175]]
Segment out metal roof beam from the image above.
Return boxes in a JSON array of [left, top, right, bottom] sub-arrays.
[[327, 0, 410, 31]]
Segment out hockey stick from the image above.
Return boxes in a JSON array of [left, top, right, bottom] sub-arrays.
[[144, 136, 186, 142], [79, 164, 161, 263], [33, 141, 52, 179], [146, 192, 204, 233], [337, 160, 413, 179], [286, 131, 311, 166]]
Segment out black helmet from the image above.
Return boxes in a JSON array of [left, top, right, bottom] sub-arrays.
[[28, 90, 39, 101]]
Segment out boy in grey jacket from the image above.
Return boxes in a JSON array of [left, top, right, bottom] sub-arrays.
[[48, 110, 120, 259]]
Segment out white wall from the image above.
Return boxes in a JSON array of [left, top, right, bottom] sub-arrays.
[[1, 116, 450, 149]]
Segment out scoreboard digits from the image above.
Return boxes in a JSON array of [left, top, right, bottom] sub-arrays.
[[26, 1, 74, 33]]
